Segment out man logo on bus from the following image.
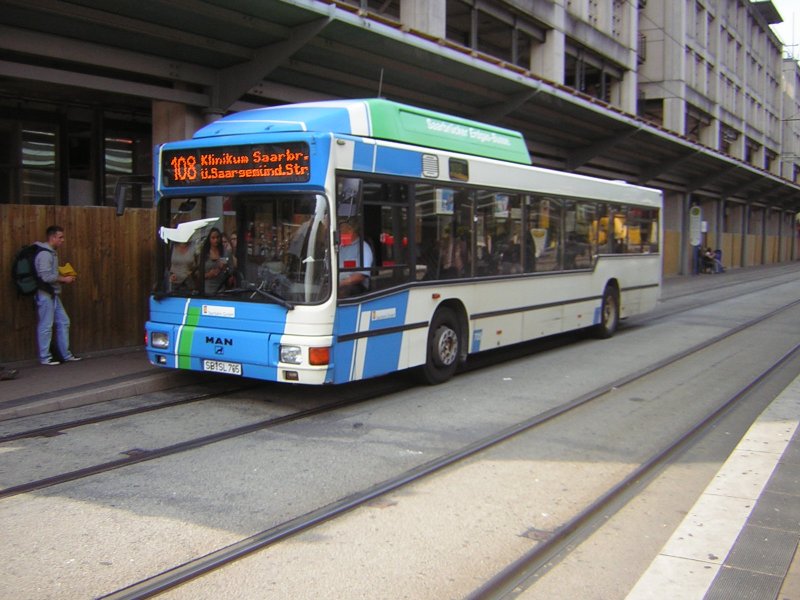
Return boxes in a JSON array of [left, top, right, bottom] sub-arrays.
[[206, 336, 233, 346]]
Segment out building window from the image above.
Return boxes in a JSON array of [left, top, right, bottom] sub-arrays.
[[19, 125, 60, 204], [446, 0, 544, 69], [104, 128, 153, 208]]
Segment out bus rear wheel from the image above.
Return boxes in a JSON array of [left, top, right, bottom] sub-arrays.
[[420, 307, 460, 385], [593, 285, 619, 339]]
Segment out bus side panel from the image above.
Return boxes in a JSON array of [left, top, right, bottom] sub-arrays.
[[472, 313, 526, 349], [374, 146, 424, 177], [618, 256, 661, 318], [522, 304, 566, 340], [594, 255, 661, 319], [339, 137, 425, 178], [332, 292, 410, 383], [352, 139, 376, 171]]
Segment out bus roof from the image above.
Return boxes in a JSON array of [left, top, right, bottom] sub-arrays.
[[194, 99, 532, 165]]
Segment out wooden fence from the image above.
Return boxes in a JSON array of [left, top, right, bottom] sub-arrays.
[[1, 205, 155, 363]]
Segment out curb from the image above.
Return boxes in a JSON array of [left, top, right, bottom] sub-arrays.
[[0, 370, 196, 422]]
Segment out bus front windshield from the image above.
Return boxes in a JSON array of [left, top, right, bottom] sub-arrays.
[[156, 193, 331, 306]]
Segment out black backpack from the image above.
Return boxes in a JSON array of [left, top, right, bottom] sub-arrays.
[[11, 244, 54, 296]]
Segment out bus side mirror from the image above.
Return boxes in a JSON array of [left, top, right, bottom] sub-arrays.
[[113, 175, 153, 216]]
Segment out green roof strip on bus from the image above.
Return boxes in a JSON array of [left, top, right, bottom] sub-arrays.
[[364, 99, 532, 165]]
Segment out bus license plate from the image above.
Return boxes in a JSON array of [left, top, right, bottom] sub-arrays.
[[202, 359, 242, 375]]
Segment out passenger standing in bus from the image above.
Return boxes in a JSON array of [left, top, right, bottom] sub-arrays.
[[338, 220, 373, 297], [202, 227, 230, 294], [34, 225, 81, 366], [229, 231, 239, 256], [168, 240, 197, 291]]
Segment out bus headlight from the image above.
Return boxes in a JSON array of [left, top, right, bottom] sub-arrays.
[[151, 332, 170, 349], [280, 345, 303, 365]]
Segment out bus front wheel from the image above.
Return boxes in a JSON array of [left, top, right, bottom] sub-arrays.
[[420, 307, 460, 385], [593, 286, 619, 339]]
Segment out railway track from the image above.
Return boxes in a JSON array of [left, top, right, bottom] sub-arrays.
[[2, 271, 799, 598], [0, 377, 415, 500], [468, 342, 800, 599], [91, 294, 800, 599], [0, 384, 260, 444]]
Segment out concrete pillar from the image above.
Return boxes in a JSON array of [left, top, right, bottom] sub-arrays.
[[400, 0, 446, 39], [661, 0, 686, 135], [617, 0, 638, 114], [530, 4, 565, 84], [530, 29, 565, 84], [741, 203, 749, 267], [681, 193, 691, 275], [617, 71, 637, 114], [152, 101, 205, 147], [664, 96, 687, 136], [729, 131, 745, 161], [700, 117, 719, 149]]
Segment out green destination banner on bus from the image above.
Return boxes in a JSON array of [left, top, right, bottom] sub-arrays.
[[365, 99, 531, 165]]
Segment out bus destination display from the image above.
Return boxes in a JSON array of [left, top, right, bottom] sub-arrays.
[[162, 142, 310, 186]]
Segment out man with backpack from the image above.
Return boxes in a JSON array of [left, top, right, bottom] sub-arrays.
[[34, 225, 81, 366]]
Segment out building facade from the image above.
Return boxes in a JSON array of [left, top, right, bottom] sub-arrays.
[[783, 58, 800, 182]]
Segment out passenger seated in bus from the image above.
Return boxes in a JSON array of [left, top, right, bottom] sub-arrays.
[[563, 233, 586, 270], [497, 236, 521, 274], [338, 220, 373, 297], [439, 231, 466, 278], [418, 239, 439, 280]]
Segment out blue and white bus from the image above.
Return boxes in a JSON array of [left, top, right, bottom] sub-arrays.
[[146, 99, 662, 385]]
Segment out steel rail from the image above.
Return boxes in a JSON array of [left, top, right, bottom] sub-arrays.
[[98, 297, 800, 600], [467, 341, 800, 599], [0, 388, 399, 500], [0, 383, 260, 443]]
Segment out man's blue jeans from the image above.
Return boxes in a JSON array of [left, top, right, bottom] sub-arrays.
[[36, 291, 72, 363]]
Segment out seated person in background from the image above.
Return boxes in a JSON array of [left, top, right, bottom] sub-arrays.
[[707, 247, 724, 273], [338, 220, 373, 297], [701, 247, 716, 273]]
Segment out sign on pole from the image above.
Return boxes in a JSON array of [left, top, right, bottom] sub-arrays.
[[689, 205, 702, 246]]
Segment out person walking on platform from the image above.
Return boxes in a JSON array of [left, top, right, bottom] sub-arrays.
[[34, 225, 82, 366]]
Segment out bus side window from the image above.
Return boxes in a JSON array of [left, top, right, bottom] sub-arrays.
[[362, 182, 412, 292], [475, 191, 521, 276], [564, 199, 593, 269], [529, 197, 562, 271], [611, 205, 627, 253], [414, 185, 472, 280]]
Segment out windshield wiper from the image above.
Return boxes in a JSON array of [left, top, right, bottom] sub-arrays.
[[219, 283, 294, 310]]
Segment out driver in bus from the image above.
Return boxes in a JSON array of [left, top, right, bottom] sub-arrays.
[[338, 219, 373, 297]]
